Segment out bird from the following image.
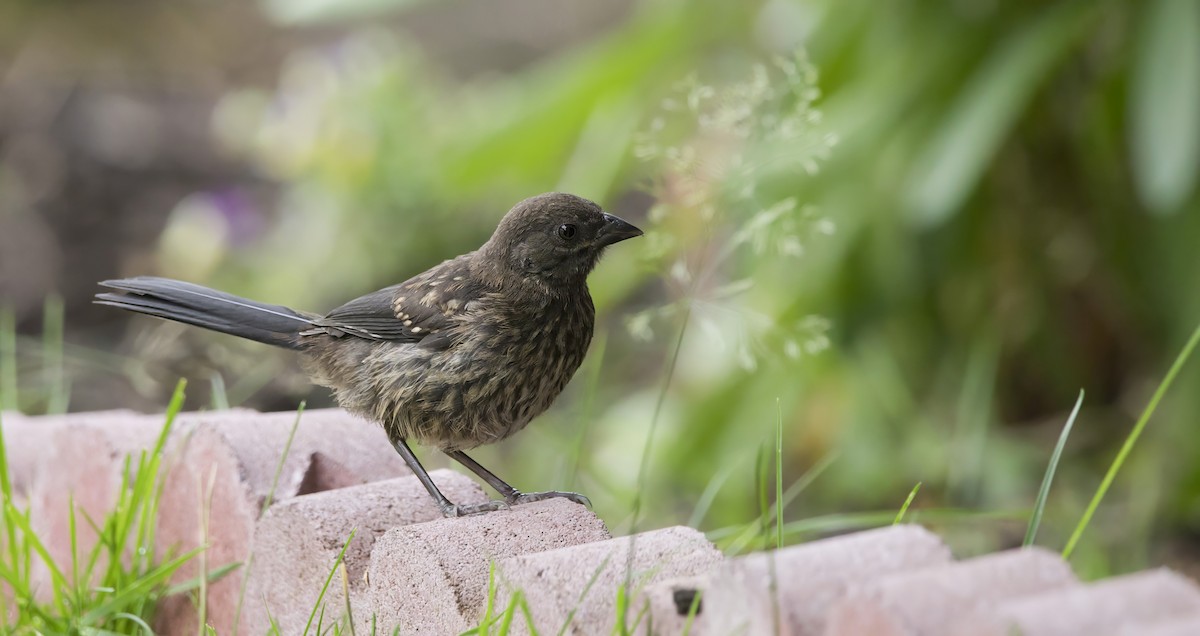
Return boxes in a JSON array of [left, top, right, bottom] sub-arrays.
[[96, 192, 643, 517]]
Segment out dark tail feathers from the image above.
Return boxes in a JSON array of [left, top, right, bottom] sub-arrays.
[[96, 277, 315, 350]]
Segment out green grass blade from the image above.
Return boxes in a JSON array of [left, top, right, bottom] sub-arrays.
[[210, 371, 231, 411], [720, 452, 838, 554], [556, 555, 610, 636], [685, 465, 736, 529], [231, 552, 255, 636], [81, 547, 204, 620], [1063, 322, 1200, 559], [42, 294, 69, 415], [775, 398, 783, 550], [755, 443, 769, 545], [496, 589, 522, 636], [341, 562, 356, 636], [304, 528, 358, 636], [112, 611, 155, 635], [165, 561, 241, 596], [263, 402, 306, 515], [893, 482, 922, 525], [1024, 390, 1084, 547], [0, 306, 17, 412]]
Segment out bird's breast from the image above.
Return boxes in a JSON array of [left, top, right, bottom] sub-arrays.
[[364, 292, 595, 450]]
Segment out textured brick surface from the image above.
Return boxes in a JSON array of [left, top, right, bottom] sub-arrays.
[[703, 524, 952, 636], [495, 525, 723, 635], [10, 406, 1200, 634], [954, 568, 1200, 636], [633, 575, 708, 636], [368, 498, 611, 634], [825, 547, 1077, 636], [1116, 613, 1200, 636], [29, 411, 165, 570], [0, 409, 53, 498], [239, 470, 488, 635], [153, 408, 410, 635]]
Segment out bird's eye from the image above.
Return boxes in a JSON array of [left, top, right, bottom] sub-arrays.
[[557, 224, 577, 240]]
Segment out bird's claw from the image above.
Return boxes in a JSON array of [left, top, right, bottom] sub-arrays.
[[441, 499, 510, 518], [439, 491, 592, 517], [506, 490, 592, 508]]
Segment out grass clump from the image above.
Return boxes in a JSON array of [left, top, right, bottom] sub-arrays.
[[0, 379, 228, 634]]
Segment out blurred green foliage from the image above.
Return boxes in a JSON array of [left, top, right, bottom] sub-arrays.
[[12, 0, 1199, 578]]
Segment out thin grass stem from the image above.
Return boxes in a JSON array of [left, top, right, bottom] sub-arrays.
[[1063, 323, 1200, 559], [1024, 390, 1083, 547]]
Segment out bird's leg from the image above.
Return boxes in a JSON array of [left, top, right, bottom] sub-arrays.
[[447, 450, 592, 509], [390, 438, 508, 517]]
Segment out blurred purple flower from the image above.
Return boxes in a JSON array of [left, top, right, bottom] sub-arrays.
[[208, 188, 265, 247]]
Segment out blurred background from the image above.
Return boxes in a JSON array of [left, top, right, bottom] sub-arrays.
[[2, 0, 1198, 580]]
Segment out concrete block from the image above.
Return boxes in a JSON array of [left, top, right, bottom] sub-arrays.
[[368, 498, 610, 635], [1116, 613, 1200, 636], [952, 568, 1200, 636], [29, 410, 165, 570], [633, 575, 709, 636], [1, 408, 91, 496], [703, 524, 952, 636], [0, 410, 45, 498], [495, 525, 723, 636], [824, 547, 1077, 636], [153, 408, 411, 635], [240, 470, 488, 635]]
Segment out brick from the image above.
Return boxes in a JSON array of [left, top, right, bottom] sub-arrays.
[[29, 410, 166, 571], [153, 408, 410, 635], [239, 470, 489, 635], [632, 575, 709, 636], [825, 547, 1077, 636], [368, 498, 610, 635], [952, 568, 1200, 636], [703, 524, 952, 636], [495, 525, 723, 635], [0, 410, 77, 499], [1116, 613, 1200, 636]]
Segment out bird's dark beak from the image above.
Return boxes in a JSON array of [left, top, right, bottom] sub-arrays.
[[598, 213, 643, 247]]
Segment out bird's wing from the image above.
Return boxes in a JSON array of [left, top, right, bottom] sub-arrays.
[[303, 256, 481, 348]]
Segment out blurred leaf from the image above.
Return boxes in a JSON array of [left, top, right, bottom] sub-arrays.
[[444, 2, 742, 191], [261, 0, 430, 26], [1129, 0, 1200, 214], [556, 95, 641, 199], [903, 1, 1095, 227]]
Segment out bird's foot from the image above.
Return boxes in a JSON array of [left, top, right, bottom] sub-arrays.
[[440, 499, 510, 518], [506, 490, 592, 508]]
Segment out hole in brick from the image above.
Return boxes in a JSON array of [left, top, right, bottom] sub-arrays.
[[673, 587, 702, 616], [296, 452, 364, 496]]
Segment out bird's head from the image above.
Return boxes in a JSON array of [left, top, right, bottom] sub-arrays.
[[478, 192, 642, 294]]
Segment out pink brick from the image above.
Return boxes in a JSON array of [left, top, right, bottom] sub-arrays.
[[0, 410, 79, 499], [633, 575, 708, 636], [239, 470, 489, 635], [153, 408, 410, 635], [1116, 613, 1200, 636], [703, 524, 952, 636], [952, 568, 1200, 636], [29, 411, 165, 572], [825, 547, 1077, 636], [368, 498, 610, 634], [495, 525, 723, 635]]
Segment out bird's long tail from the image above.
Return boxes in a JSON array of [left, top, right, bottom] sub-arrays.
[[96, 277, 315, 351]]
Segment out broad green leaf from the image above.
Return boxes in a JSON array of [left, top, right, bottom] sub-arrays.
[[1130, 0, 1200, 214], [903, 1, 1095, 227]]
